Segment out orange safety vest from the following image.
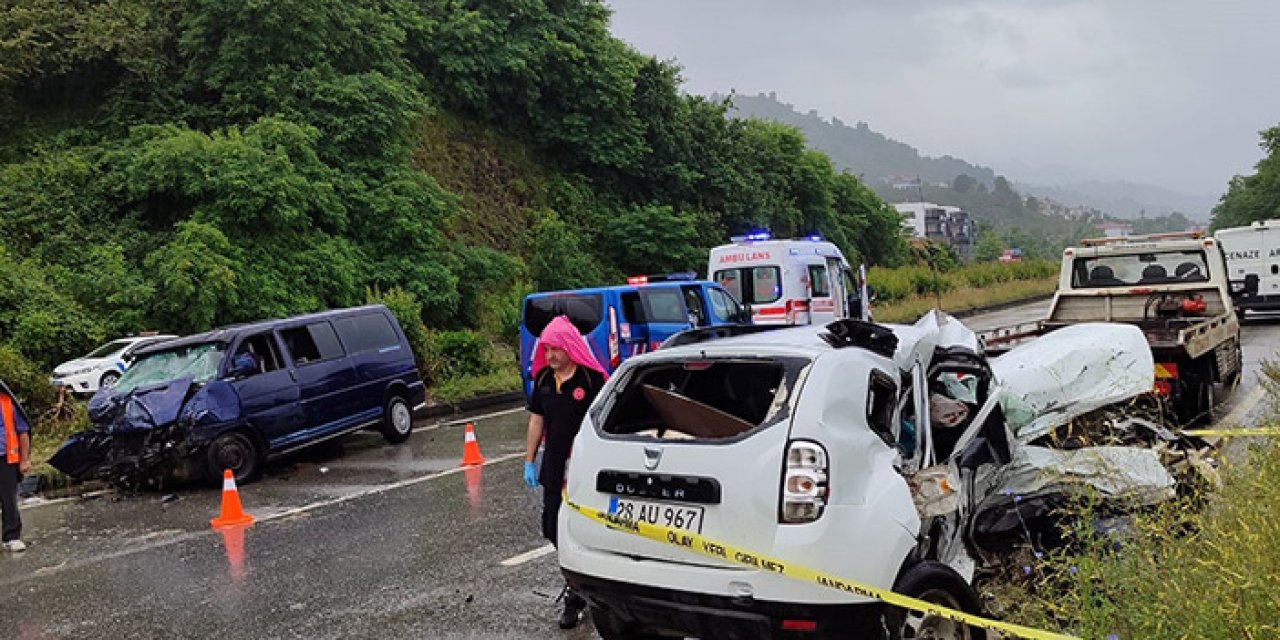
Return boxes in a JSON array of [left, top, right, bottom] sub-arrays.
[[0, 392, 20, 464]]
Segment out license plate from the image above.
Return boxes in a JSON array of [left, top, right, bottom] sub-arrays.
[[608, 496, 704, 533]]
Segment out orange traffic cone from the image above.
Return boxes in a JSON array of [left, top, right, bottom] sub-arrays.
[[210, 469, 255, 528], [460, 422, 485, 467]]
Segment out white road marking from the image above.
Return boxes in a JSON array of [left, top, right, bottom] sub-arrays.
[[2, 453, 526, 585], [499, 543, 555, 567], [427, 406, 526, 430], [259, 452, 524, 524]]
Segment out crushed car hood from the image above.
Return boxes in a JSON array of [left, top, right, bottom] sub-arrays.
[[990, 323, 1155, 444], [89, 378, 195, 433]]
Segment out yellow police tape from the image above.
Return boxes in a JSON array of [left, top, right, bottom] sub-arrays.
[[1181, 427, 1280, 438], [563, 497, 1078, 640]]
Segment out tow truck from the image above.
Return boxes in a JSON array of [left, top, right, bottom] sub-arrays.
[[979, 231, 1242, 424]]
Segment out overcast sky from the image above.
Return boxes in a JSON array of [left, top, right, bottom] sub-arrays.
[[607, 0, 1280, 196]]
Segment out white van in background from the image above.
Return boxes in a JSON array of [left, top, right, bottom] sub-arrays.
[[51, 333, 178, 396], [1215, 219, 1280, 313], [708, 233, 869, 325]]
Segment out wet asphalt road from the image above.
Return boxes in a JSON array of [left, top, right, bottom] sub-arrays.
[[2, 304, 1278, 639]]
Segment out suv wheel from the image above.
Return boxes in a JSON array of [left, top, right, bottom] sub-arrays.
[[100, 371, 121, 389], [206, 431, 262, 485], [887, 561, 986, 640], [380, 395, 413, 444]]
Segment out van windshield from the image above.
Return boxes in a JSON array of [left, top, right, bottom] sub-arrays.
[[713, 267, 782, 304], [523, 294, 604, 335], [113, 342, 227, 394]]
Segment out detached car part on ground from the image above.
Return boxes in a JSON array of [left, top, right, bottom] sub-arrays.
[[557, 311, 1193, 640], [49, 305, 425, 489]]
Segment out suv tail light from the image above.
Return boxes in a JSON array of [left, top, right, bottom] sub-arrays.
[[781, 440, 828, 523]]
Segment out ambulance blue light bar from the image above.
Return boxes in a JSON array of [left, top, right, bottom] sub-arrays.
[[730, 230, 773, 243]]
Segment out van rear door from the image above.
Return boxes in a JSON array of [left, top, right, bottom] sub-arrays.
[[563, 356, 808, 566]]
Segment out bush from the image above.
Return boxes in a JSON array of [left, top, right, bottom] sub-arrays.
[[0, 345, 56, 416], [424, 330, 494, 384]]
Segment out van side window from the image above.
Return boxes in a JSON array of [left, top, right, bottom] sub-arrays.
[[334, 313, 399, 354], [707, 288, 737, 323], [808, 264, 830, 297], [234, 333, 283, 375], [282, 322, 344, 365]]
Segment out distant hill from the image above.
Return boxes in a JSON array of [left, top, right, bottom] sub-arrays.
[[1017, 180, 1216, 221], [724, 92, 997, 187], [727, 92, 1214, 221]]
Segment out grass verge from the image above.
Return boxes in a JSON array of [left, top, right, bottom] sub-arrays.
[[872, 276, 1057, 324], [985, 364, 1280, 639], [428, 361, 522, 406]]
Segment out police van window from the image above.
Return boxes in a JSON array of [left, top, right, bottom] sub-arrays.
[[707, 288, 736, 323], [808, 264, 830, 297], [639, 289, 689, 323], [282, 322, 345, 365], [335, 313, 399, 354], [714, 267, 782, 305], [523, 294, 604, 335]]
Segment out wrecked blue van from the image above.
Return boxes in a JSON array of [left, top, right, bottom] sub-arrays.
[[50, 305, 425, 487]]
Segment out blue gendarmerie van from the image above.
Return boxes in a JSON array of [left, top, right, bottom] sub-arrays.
[[50, 305, 426, 486], [518, 274, 751, 399]]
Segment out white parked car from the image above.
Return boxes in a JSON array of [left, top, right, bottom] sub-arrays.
[[558, 312, 1159, 640], [51, 334, 178, 396]]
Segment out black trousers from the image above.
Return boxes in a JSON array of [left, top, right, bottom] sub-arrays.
[[0, 463, 21, 542], [541, 486, 561, 547]]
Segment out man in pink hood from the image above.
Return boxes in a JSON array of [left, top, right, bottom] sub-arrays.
[[522, 315, 607, 629]]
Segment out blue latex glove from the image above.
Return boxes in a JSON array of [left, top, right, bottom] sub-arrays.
[[523, 461, 539, 488]]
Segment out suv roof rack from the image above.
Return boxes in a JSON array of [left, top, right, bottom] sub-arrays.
[[1078, 230, 1204, 247], [820, 320, 898, 358]]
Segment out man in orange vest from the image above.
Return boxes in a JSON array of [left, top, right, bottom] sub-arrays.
[[0, 380, 32, 552]]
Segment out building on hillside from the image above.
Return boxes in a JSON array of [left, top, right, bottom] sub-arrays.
[[1099, 221, 1133, 238], [893, 202, 975, 259]]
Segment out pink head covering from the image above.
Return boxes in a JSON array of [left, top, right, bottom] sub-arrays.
[[532, 315, 609, 380]]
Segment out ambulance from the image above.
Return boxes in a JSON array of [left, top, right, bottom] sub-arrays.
[[1215, 219, 1280, 313], [707, 232, 869, 325]]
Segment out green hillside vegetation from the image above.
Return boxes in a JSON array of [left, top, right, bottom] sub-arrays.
[[1212, 125, 1280, 230], [0, 0, 909, 419]]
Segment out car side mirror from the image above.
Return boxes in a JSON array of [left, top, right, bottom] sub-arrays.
[[739, 304, 752, 324]]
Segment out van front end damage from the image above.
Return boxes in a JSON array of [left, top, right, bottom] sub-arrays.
[[49, 379, 245, 489]]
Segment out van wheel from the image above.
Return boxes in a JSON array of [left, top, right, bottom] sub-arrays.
[[886, 561, 986, 640], [591, 605, 669, 640], [99, 371, 121, 389], [206, 431, 262, 485], [380, 395, 413, 444]]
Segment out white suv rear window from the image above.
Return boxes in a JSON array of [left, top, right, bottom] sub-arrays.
[[600, 358, 806, 440]]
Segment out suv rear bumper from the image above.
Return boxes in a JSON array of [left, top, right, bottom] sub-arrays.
[[564, 570, 887, 640]]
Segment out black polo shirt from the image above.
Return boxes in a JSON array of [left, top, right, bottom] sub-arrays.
[[527, 365, 605, 489]]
